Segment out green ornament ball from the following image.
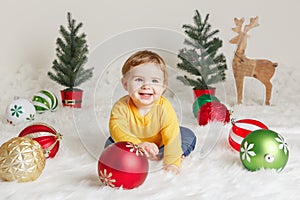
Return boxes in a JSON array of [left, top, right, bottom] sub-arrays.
[[240, 129, 289, 172], [192, 94, 220, 118], [32, 90, 58, 114]]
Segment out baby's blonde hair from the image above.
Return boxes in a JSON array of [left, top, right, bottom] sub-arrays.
[[122, 50, 168, 86]]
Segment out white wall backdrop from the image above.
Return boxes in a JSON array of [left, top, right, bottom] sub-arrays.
[[0, 0, 299, 81]]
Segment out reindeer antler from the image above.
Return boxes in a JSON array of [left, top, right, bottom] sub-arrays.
[[229, 17, 245, 44], [244, 16, 259, 33], [232, 17, 245, 34]]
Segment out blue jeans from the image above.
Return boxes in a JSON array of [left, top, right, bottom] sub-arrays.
[[104, 126, 196, 157]]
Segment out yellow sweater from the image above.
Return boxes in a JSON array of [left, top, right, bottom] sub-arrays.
[[109, 95, 182, 167]]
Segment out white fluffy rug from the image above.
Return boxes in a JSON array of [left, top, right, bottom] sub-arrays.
[[1, 63, 300, 200]]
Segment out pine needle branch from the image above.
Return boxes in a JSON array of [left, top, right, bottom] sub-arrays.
[[176, 10, 227, 90]]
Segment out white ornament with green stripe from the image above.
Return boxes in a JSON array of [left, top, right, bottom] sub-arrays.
[[32, 90, 58, 113]]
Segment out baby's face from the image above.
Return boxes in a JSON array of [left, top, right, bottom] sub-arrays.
[[122, 63, 166, 109]]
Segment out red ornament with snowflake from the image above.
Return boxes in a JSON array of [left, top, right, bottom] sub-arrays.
[[18, 123, 62, 158], [198, 102, 230, 126], [98, 141, 149, 189]]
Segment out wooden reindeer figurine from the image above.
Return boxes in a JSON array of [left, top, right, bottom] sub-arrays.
[[229, 16, 278, 105]]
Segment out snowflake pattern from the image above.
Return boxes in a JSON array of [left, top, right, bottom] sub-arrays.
[[26, 114, 35, 121], [274, 134, 289, 155], [99, 169, 116, 187], [126, 142, 144, 156], [240, 141, 256, 162], [10, 105, 23, 118]]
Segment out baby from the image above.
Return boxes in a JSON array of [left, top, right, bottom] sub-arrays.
[[105, 50, 196, 174]]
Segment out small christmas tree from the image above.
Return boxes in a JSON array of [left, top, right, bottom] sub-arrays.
[[177, 10, 227, 90], [48, 12, 93, 91]]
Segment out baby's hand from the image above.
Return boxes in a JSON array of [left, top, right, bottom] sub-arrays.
[[164, 164, 180, 175], [138, 142, 159, 158]]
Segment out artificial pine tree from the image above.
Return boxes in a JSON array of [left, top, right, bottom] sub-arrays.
[[177, 10, 227, 90], [48, 12, 93, 92], [48, 12, 93, 108]]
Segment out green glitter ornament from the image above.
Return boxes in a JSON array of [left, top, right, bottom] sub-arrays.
[[240, 129, 289, 172]]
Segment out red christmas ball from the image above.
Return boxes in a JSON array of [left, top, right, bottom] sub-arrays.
[[228, 118, 269, 152], [98, 142, 149, 189], [18, 123, 62, 158], [198, 102, 230, 126]]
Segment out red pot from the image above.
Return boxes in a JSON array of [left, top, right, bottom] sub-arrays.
[[60, 89, 83, 108], [193, 88, 216, 99]]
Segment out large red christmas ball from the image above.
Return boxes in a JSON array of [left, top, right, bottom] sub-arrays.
[[18, 123, 62, 158], [98, 142, 149, 189], [198, 102, 230, 126]]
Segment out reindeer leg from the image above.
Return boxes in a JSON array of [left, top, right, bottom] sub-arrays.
[[234, 75, 244, 104], [264, 81, 273, 105]]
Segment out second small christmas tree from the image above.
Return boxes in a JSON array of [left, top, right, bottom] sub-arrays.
[[177, 10, 227, 90]]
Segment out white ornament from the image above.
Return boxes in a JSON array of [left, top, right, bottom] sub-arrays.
[[6, 98, 36, 125]]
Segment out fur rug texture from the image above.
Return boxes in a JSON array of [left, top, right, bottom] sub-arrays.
[[0, 60, 299, 200]]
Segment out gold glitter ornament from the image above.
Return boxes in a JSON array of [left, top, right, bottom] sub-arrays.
[[0, 137, 46, 182]]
